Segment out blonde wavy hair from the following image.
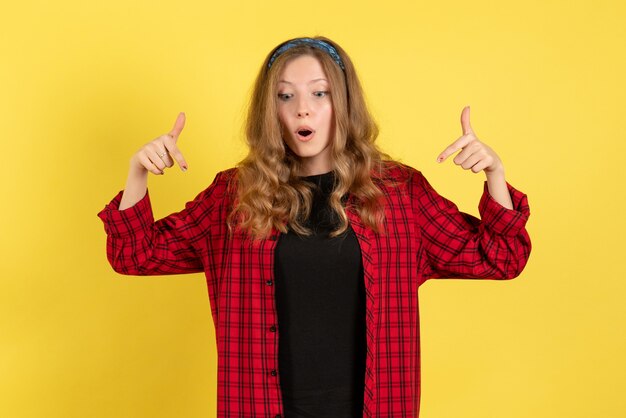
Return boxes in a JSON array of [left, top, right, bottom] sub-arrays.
[[227, 36, 403, 240]]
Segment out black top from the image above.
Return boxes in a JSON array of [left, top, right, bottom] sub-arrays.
[[274, 170, 366, 418]]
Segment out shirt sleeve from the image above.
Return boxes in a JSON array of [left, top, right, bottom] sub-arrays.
[[96, 171, 224, 276], [412, 170, 532, 281]]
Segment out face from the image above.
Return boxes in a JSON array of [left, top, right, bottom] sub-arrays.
[[277, 54, 335, 176]]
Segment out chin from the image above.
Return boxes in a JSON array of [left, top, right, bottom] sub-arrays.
[[287, 145, 328, 159]]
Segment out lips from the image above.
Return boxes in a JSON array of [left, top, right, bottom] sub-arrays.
[[295, 125, 315, 142]]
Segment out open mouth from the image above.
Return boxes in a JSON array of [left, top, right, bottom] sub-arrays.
[[295, 127, 315, 141]]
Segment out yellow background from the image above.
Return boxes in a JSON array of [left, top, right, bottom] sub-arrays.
[[1, 0, 624, 417]]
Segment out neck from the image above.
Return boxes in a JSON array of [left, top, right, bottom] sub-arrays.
[[298, 165, 333, 177]]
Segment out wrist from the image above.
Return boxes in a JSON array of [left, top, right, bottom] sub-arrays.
[[485, 164, 505, 181], [128, 157, 148, 178]]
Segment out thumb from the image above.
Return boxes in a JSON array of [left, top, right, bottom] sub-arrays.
[[169, 112, 186, 140], [460, 105, 473, 135]]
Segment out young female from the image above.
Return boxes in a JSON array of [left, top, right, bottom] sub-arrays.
[[98, 36, 531, 418]]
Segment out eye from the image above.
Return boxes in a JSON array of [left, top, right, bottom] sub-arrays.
[[314, 91, 329, 98], [277, 93, 293, 101]]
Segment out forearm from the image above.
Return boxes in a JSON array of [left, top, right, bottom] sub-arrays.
[[119, 163, 149, 210], [485, 168, 513, 210], [415, 169, 531, 281]]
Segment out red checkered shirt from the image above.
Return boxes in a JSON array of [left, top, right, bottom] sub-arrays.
[[97, 163, 531, 417]]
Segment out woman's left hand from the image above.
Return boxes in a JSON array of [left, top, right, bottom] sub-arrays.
[[436, 106, 504, 177]]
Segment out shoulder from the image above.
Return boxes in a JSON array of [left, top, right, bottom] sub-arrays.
[[373, 160, 425, 189], [189, 166, 239, 206], [217, 166, 239, 181], [371, 161, 440, 207], [216, 167, 239, 193]]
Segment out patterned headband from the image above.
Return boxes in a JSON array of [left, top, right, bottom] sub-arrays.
[[267, 38, 346, 71]]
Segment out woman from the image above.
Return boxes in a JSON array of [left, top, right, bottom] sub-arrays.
[[98, 36, 531, 418]]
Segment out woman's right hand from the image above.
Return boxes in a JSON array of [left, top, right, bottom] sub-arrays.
[[130, 112, 189, 175]]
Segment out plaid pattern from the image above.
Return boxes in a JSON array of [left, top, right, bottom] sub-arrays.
[[97, 163, 531, 417]]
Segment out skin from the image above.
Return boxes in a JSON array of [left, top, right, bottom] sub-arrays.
[[118, 71, 513, 212], [277, 55, 335, 176], [118, 113, 187, 210], [437, 106, 514, 210]]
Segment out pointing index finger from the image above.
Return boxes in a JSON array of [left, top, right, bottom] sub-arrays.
[[163, 139, 189, 172], [437, 134, 473, 163]]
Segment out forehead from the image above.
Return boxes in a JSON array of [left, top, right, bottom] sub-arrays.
[[279, 54, 328, 84]]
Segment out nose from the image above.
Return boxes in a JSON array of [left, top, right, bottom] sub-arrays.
[[296, 97, 310, 118]]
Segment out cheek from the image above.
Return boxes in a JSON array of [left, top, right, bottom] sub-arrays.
[[277, 108, 289, 131], [323, 105, 334, 128], [317, 102, 333, 121], [277, 107, 285, 124]]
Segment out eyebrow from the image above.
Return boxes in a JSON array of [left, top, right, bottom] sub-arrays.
[[278, 78, 328, 85]]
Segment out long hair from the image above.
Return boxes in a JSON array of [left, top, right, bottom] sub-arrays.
[[227, 36, 403, 240]]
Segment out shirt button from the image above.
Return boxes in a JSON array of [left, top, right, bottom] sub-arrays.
[[266, 280, 273, 286], [269, 235, 278, 241], [270, 325, 276, 332], [274, 415, 282, 418], [270, 369, 277, 376]]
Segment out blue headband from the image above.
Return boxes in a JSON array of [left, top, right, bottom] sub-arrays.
[[267, 38, 346, 71]]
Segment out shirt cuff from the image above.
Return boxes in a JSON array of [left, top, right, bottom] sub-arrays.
[[97, 189, 154, 238], [478, 181, 530, 236]]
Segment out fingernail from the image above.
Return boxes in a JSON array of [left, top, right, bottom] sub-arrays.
[[182, 165, 187, 172]]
